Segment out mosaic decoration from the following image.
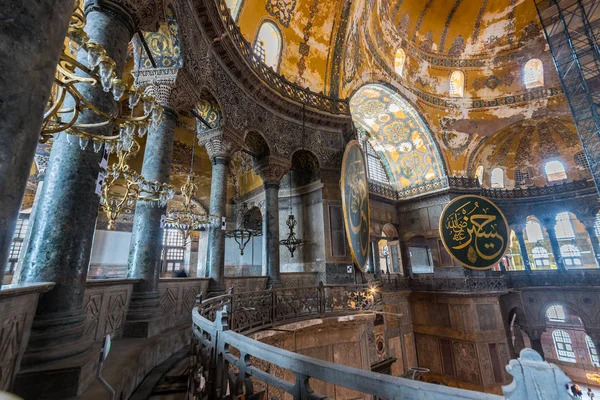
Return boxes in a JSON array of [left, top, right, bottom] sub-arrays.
[[350, 85, 445, 190], [519, 21, 543, 45], [343, 25, 361, 85], [327, 0, 352, 98], [440, 195, 509, 270], [448, 35, 466, 57], [538, 122, 560, 160], [297, 0, 319, 82], [439, 0, 463, 52], [266, 0, 297, 27], [472, 0, 489, 43], [195, 98, 223, 133], [472, 72, 514, 91], [412, 0, 434, 43], [419, 31, 434, 52], [136, 5, 183, 69], [341, 141, 370, 271]]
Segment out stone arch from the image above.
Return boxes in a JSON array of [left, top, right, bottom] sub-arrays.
[[349, 83, 447, 194], [382, 223, 399, 239], [538, 301, 593, 330], [244, 131, 270, 159], [287, 149, 321, 187]]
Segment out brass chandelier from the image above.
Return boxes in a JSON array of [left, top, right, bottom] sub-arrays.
[[42, 2, 163, 149], [226, 202, 263, 255], [164, 139, 220, 241]]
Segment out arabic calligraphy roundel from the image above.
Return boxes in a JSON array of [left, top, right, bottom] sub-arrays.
[[341, 141, 370, 271], [440, 195, 509, 270]]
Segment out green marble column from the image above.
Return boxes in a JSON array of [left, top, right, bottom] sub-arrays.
[[0, 0, 75, 286], [515, 229, 532, 272], [18, 0, 135, 364], [263, 183, 281, 286], [125, 105, 177, 337], [206, 156, 229, 292]]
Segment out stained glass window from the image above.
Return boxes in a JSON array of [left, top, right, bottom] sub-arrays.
[[526, 220, 544, 243], [162, 228, 186, 273], [532, 246, 550, 267], [561, 244, 582, 267], [552, 329, 576, 362], [546, 305, 566, 322], [555, 212, 575, 239], [586, 335, 599, 367]]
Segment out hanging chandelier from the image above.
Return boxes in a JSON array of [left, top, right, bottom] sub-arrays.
[[42, 2, 163, 150], [163, 139, 221, 241], [226, 203, 263, 255], [100, 138, 174, 230]]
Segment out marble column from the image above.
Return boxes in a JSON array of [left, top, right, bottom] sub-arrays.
[[255, 157, 288, 287], [583, 221, 600, 268], [372, 239, 382, 279], [199, 134, 235, 293], [18, 0, 135, 366], [125, 103, 178, 337], [400, 240, 412, 277], [0, 0, 75, 286], [514, 228, 532, 272], [544, 224, 567, 272]]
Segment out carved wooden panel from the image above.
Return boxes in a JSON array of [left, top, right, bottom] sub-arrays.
[[0, 313, 26, 390]]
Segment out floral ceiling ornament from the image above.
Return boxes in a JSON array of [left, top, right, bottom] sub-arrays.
[[266, 0, 297, 27]]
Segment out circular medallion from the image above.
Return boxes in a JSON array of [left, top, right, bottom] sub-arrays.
[[439, 195, 509, 270]]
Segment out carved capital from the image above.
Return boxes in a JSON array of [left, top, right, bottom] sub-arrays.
[[108, 0, 164, 31], [198, 129, 241, 162], [254, 156, 290, 186]]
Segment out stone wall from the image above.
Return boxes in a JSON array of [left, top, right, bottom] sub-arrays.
[[410, 292, 511, 394]]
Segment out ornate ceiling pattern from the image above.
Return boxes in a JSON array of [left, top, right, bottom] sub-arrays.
[[350, 84, 445, 190]]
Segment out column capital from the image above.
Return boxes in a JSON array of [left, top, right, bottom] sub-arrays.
[[134, 69, 181, 114], [87, 0, 164, 32], [198, 128, 241, 162], [254, 156, 291, 186]]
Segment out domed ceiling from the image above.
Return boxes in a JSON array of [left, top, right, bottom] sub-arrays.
[[470, 117, 589, 188]]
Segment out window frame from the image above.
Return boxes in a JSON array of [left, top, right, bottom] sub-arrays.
[[449, 70, 465, 98], [490, 168, 504, 188], [253, 20, 282, 72], [524, 59, 544, 89], [545, 160, 567, 182], [6, 213, 29, 274], [552, 329, 577, 363], [161, 228, 186, 274]]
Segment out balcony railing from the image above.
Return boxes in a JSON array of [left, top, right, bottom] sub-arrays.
[[369, 177, 594, 202], [189, 282, 569, 400], [213, 0, 349, 115]]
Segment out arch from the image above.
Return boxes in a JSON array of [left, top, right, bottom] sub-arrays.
[[524, 59, 544, 89], [546, 304, 566, 322], [289, 149, 321, 187], [552, 329, 576, 362], [349, 84, 446, 195], [225, 0, 244, 21], [545, 160, 567, 182], [382, 223, 399, 239], [490, 168, 504, 188], [525, 218, 544, 243], [475, 165, 484, 185], [449, 70, 464, 97], [244, 131, 270, 159], [254, 20, 282, 71], [539, 300, 593, 329], [394, 48, 406, 75], [555, 212, 575, 239]]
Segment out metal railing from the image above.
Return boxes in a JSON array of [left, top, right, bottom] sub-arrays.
[[189, 283, 503, 400]]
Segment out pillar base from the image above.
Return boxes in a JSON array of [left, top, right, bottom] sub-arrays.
[[13, 347, 97, 399], [123, 318, 165, 338]]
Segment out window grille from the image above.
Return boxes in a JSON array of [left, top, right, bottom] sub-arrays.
[[561, 244, 582, 267], [586, 335, 600, 367], [515, 169, 530, 186], [161, 228, 186, 273], [6, 214, 28, 274], [524, 59, 544, 88], [532, 246, 550, 267], [545, 160, 567, 182], [575, 151, 589, 169], [555, 212, 575, 239], [546, 305, 566, 322], [254, 40, 266, 64], [526, 220, 544, 243], [552, 329, 576, 363]]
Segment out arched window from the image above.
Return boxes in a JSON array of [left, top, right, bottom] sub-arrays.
[[546, 305, 566, 322], [475, 165, 484, 185], [555, 212, 575, 239], [449, 70, 464, 97], [526, 219, 544, 243], [254, 21, 282, 70], [552, 329, 576, 362], [532, 246, 550, 267], [545, 160, 567, 182], [586, 335, 600, 367], [561, 244, 582, 267], [524, 59, 544, 89], [225, 0, 243, 21], [394, 48, 406, 75], [491, 168, 504, 188]]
